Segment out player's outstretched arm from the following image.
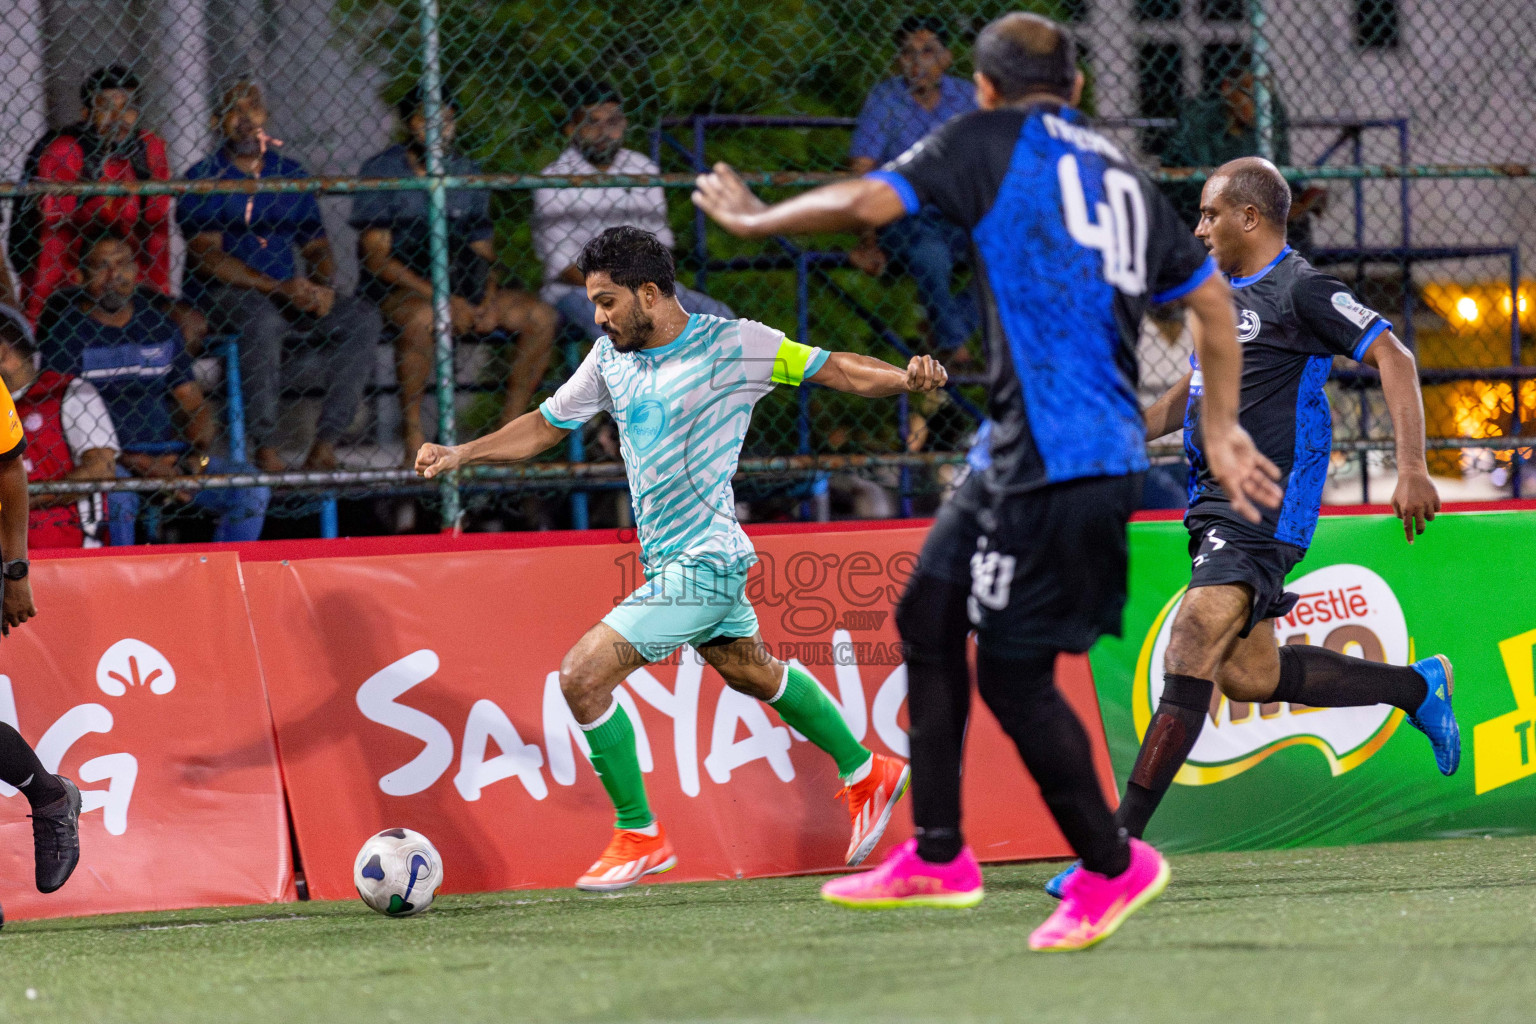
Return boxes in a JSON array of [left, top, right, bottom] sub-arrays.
[[1183, 273, 1283, 522], [415, 411, 570, 480], [692, 163, 907, 238], [808, 352, 947, 398], [1144, 371, 1194, 442], [1362, 331, 1441, 541]]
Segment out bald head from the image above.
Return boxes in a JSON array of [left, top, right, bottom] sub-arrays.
[[974, 12, 1076, 102], [1211, 156, 1291, 228]]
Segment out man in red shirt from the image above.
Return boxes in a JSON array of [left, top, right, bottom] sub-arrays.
[[0, 305, 116, 548], [10, 66, 202, 349]]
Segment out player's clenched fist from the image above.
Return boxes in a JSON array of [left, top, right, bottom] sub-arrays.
[[415, 443, 461, 479], [905, 355, 947, 393]]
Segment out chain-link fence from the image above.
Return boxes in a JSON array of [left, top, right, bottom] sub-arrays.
[[0, 0, 1531, 545]]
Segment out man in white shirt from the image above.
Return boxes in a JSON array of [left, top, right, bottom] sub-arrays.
[[0, 304, 116, 547], [532, 80, 734, 340]]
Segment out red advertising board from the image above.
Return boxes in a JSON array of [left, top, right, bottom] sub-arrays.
[[0, 552, 293, 920], [244, 530, 1117, 900]]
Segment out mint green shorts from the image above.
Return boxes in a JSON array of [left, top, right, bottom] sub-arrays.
[[601, 561, 760, 663]]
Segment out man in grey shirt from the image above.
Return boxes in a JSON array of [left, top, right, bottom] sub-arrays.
[[532, 80, 733, 340], [355, 87, 558, 457]]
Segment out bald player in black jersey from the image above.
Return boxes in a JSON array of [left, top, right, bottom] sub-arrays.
[[1046, 156, 1456, 898], [697, 12, 1285, 951]]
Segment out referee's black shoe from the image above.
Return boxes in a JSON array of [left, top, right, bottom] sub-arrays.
[[31, 776, 81, 893]]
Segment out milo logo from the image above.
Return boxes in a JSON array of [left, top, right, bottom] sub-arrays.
[[1134, 563, 1409, 785]]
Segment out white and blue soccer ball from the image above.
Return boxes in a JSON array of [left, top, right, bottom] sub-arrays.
[[353, 828, 444, 917]]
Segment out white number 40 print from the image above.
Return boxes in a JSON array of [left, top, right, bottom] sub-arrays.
[[1057, 154, 1147, 296]]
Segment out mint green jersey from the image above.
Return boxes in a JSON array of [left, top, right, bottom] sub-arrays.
[[539, 313, 829, 572]]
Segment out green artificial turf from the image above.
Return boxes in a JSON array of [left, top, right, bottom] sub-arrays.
[[5, 835, 1536, 1023]]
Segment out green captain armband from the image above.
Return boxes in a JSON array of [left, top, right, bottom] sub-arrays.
[[772, 339, 831, 386]]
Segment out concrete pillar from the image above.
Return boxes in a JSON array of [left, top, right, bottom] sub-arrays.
[[0, 0, 48, 182], [152, 0, 212, 294]]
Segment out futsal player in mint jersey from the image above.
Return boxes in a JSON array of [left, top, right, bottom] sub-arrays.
[[1043, 156, 1454, 900], [696, 12, 1287, 951], [417, 226, 947, 892]]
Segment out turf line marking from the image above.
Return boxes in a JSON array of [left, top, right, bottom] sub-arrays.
[[135, 914, 309, 932]]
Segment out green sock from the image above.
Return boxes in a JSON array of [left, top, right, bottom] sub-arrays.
[[582, 701, 653, 830], [770, 665, 872, 778]]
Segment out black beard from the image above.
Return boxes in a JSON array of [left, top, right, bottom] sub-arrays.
[[577, 138, 621, 167], [226, 135, 263, 158], [608, 309, 655, 352], [93, 290, 131, 313]]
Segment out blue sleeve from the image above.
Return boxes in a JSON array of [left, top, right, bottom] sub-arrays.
[[870, 115, 984, 229], [865, 171, 920, 216], [1351, 319, 1391, 362], [849, 84, 890, 163], [1150, 255, 1218, 305]]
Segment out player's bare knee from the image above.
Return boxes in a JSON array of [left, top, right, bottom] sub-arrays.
[[1164, 593, 1246, 680], [1164, 626, 1223, 681]]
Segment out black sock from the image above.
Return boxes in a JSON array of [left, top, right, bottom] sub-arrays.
[[0, 723, 64, 809], [1115, 674, 1214, 840], [1272, 645, 1428, 712], [976, 646, 1130, 879], [896, 574, 973, 865]]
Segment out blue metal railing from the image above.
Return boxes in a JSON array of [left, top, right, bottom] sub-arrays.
[[210, 336, 340, 538]]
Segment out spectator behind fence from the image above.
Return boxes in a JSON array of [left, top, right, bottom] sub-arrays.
[[10, 65, 207, 351], [40, 235, 269, 544], [179, 79, 381, 473], [354, 86, 558, 459], [1160, 70, 1326, 245], [532, 79, 734, 339], [848, 15, 979, 364], [0, 303, 116, 547]]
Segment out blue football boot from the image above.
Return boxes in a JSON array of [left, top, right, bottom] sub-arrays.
[[1044, 860, 1080, 900], [1407, 655, 1459, 776]]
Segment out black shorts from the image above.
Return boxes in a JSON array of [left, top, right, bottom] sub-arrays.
[[1185, 510, 1308, 638], [912, 467, 987, 586], [919, 471, 1141, 656]]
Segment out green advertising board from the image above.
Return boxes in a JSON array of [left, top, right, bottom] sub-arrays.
[[1086, 509, 1536, 853]]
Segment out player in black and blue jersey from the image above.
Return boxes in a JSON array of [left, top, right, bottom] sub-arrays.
[[695, 12, 1283, 950], [1041, 156, 1456, 900]]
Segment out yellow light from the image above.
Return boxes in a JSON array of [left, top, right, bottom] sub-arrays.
[[1521, 293, 1529, 314], [1457, 296, 1480, 322]]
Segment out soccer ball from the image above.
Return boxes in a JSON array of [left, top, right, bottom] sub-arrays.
[[353, 828, 444, 917]]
